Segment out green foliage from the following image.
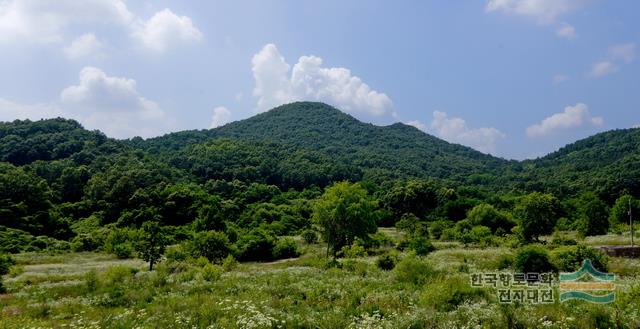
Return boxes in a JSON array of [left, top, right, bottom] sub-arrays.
[[0, 253, 14, 275], [407, 235, 435, 256], [550, 244, 608, 272], [188, 230, 231, 263], [136, 221, 167, 271], [610, 195, 639, 226], [394, 255, 436, 285], [313, 182, 379, 257], [376, 252, 398, 270], [577, 193, 610, 236], [383, 180, 441, 220], [514, 245, 556, 273], [515, 192, 560, 242], [272, 237, 300, 259], [201, 263, 223, 282], [466, 203, 515, 234], [300, 229, 318, 244], [339, 242, 367, 259], [234, 228, 276, 261]]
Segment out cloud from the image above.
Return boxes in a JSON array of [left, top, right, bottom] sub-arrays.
[[0, 0, 133, 44], [552, 74, 569, 85], [587, 61, 618, 78], [526, 103, 603, 137], [633, 124, 640, 129], [556, 23, 576, 39], [131, 9, 202, 52], [210, 106, 231, 128], [64, 33, 104, 59], [0, 67, 176, 138], [609, 43, 636, 63], [485, 0, 585, 23], [251, 43, 395, 118], [412, 112, 505, 154], [587, 43, 636, 78], [0, 1, 201, 53]]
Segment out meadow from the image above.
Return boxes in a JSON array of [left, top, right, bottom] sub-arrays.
[[2, 229, 640, 329]]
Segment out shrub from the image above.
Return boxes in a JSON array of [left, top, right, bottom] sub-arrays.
[[112, 242, 134, 259], [189, 230, 231, 263], [0, 254, 15, 275], [235, 228, 275, 261], [467, 203, 515, 233], [301, 229, 318, 244], [394, 255, 437, 285], [422, 275, 490, 312], [429, 220, 453, 240], [339, 242, 367, 258], [70, 233, 101, 252], [376, 252, 397, 270], [460, 225, 493, 245], [514, 245, 556, 273], [165, 244, 189, 262], [407, 235, 434, 256], [273, 237, 300, 259], [222, 255, 238, 271], [201, 263, 223, 282], [551, 244, 608, 272]]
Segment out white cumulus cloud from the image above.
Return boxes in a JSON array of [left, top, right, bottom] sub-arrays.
[[485, 0, 585, 23], [251, 43, 395, 118], [0, 67, 176, 138], [132, 8, 202, 52], [526, 103, 603, 137], [64, 33, 104, 59], [556, 23, 576, 39], [210, 106, 231, 128], [409, 112, 505, 154]]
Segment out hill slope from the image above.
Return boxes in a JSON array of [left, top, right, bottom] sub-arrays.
[[138, 102, 514, 186]]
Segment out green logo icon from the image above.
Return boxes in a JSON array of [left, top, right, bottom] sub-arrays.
[[559, 259, 615, 303]]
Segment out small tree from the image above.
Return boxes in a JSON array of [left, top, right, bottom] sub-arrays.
[[313, 182, 379, 258], [136, 221, 167, 271], [189, 230, 231, 262], [515, 192, 560, 242], [610, 195, 639, 227]]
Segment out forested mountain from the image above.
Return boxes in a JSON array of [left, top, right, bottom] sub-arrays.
[[1, 101, 639, 254], [519, 128, 640, 201], [136, 102, 515, 186]]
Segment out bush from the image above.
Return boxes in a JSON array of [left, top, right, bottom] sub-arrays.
[[201, 263, 223, 282], [422, 275, 490, 312], [551, 244, 608, 272], [71, 233, 101, 252], [460, 225, 493, 245], [222, 255, 238, 271], [514, 245, 556, 273], [235, 228, 275, 262], [165, 244, 189, 262], [339, 241, 367, 258], [189, 230, 231, 263], [112, 242, 134, 259], [429, 220, 453, 240], [467, 203, 515, 233], [394, 255, 437, 285], [301, 229, 318, 244], [376, 252, 397, 270], [407, 235, 434, 256], [272, 237, 300, 259], [0, 254, 15, 275]]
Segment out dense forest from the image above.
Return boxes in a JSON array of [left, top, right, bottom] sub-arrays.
[[1, 102, 639, 259]]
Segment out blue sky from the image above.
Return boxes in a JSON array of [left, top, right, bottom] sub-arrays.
[[0, 0, 638, 159]]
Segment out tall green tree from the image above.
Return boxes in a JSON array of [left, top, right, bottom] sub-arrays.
[[136, 220, 167, 271], [313, 182, 379, 258], [578, 193, 609, 236], [610, 195, 640, 227], [515, 192, 560, 242]]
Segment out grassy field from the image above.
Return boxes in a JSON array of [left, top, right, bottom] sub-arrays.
[[2, 231, 640, 328]]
